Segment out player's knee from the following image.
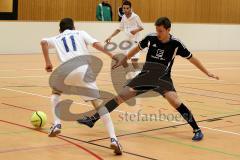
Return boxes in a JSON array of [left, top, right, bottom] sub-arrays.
[[164, 92, 182, 108], [115, 92, 133, 104], [115, 96, 124, 104], [169, 97, 182, 108], [172, 100, 182, 108]]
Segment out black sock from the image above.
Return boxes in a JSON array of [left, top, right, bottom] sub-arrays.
[[176, 103, 200, 131], [91, 99, 119, 123]]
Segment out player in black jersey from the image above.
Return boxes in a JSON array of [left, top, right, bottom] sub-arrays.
[[77, 17, 219, 141]]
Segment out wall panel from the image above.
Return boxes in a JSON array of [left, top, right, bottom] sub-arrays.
[[18, 0, 240, 23]]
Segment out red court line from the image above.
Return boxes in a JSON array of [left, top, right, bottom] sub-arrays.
[[0, 119, 103, 160]]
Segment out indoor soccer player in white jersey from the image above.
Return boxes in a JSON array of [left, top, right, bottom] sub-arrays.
[[105, 1, 144, 79], [40, 18, 122, 155]]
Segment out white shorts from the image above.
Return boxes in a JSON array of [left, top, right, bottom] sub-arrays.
[[53, 64, 100, 102]]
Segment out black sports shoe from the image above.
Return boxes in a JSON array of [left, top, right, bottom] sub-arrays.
[[77, 116, 96, 128], [192, 129, 204, 141]]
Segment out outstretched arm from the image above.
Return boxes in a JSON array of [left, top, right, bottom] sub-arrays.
[[188, 55, 219, 80], [112, 45, 140, 69], [92, 42, 119, 63], [40, 40, 53, 72], [130, 27, 143, 35], [105, 29, 121, 43]]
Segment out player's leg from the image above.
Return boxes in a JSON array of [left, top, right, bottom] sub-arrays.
[[48, 90, 62, 137], [78, 68, 159, 127], [77, 86, 137, 127], [123, 41, 141, 79], [90, 98, 122, 155], [131, 57, 141, 77], [122, 58, 135, 79], [163, 91, 204, 141], [131, 58, 139, 69], [130, 41, 141, 76]]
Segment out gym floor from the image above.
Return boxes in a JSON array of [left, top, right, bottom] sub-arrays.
[[0, 51, 240, 160]]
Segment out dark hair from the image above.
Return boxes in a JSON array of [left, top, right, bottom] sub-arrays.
[[155, 17, 171, 29], [122, 1, 131, 8], [59, 18, 74, 32]]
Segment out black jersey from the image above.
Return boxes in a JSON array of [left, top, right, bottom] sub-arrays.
[[138, 33, 192, 76]]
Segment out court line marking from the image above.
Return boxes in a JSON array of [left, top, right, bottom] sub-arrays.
[[1, 87, 240, 137], [178, 85, 240, 97], [0, 103, 157, 160], [0, 62, 240, 72], [119, 111, 240, 137], [1, 102, 240, 159], [136, 133, 240, 158], [172, 74, 225, 81], [1, 81, 240, 102], [0, 119, 103, 160], [58, 134, 158, 160], [178, 91, 240, 102], [0, 75, 48, 79], [0, 66, 239, 80], [174, 67, 240, 72], [0, 143, 70, 154]]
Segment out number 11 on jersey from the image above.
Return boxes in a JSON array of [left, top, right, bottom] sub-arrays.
[[61, 35, 77, 52]]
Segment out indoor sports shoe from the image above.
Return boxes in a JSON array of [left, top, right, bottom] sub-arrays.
[[110, 138, 123, 155], [192, 129, 204, 141], [48, 124, 61, 137], [77, 116, 96, 128]]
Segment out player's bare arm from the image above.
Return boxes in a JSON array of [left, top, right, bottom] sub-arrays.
[[105, 29, 121, 43], [130, 27, 143, 35], [188, 55, 219, 80], [112, 45, 140, 69], [92, 42, 119, 65], [40, 40, 53, 72]]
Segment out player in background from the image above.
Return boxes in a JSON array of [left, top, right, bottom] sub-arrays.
[[105, 1, 144, 79], [40, 18, 122, 155], [118, 0, 128, 21]]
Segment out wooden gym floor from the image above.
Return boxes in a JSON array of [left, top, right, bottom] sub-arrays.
[[0, 51, 240, 160]]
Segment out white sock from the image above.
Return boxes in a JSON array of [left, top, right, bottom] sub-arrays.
[[98, 106, 117, 140], [51, 94, 61, 125]]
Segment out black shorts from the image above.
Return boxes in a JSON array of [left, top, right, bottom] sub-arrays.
[[126, 70, 176, 96]]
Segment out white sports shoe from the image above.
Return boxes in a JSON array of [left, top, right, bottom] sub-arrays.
[[110, 138, 123, 155], [48, 124, 61, 137]]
